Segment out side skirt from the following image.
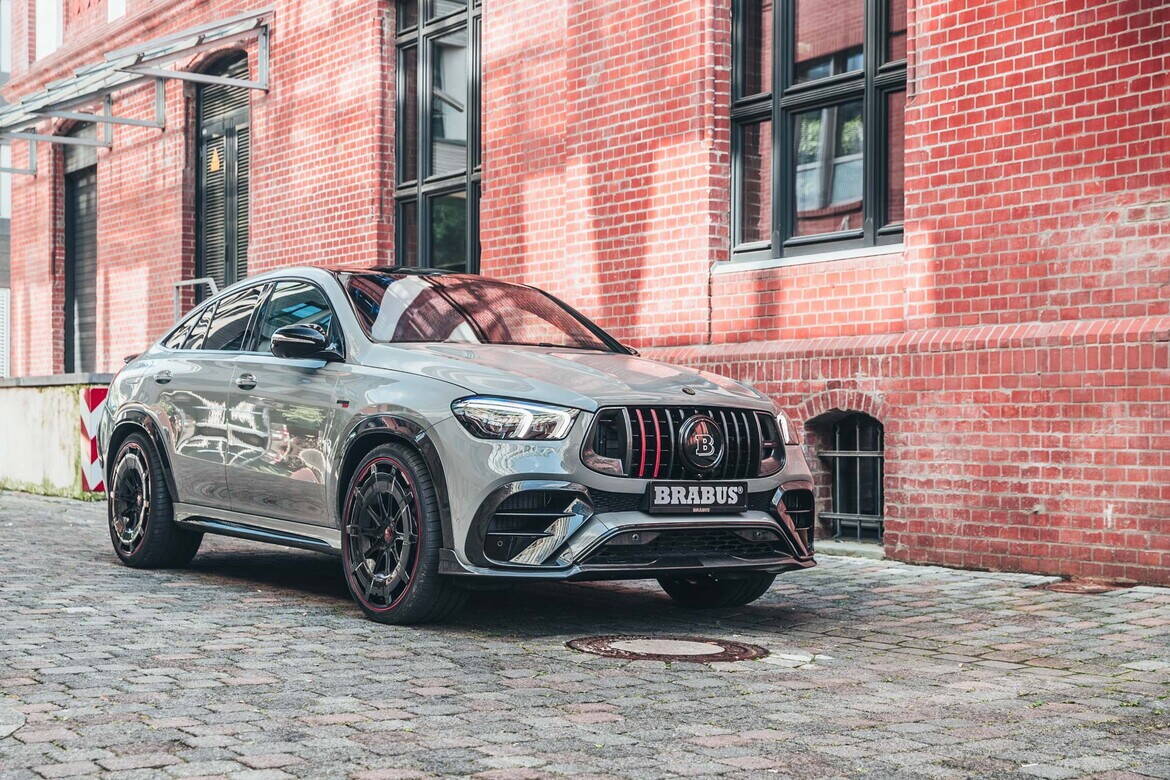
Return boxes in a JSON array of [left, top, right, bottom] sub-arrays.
[[173, 503, 343, 556]]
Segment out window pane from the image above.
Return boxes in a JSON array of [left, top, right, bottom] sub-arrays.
[[737, 120, 772, 244], [399, 200, 419, 265], [794, 0, 863, 84], [736, 0, 772, 98], [792, 100, 863, 236], [430, 0, 466, 20], [183, 306, 215, 350], [397, 0, 418, 30], [887, 89, 906, 224], [836, 457, 858, 515], [255, 283, 335, 354], [399, 45, 418, 183], [202, 287, 262, 351], [430, 28, 468, 176], [888, 0, 907, 61], [429, 190, 467, 271]]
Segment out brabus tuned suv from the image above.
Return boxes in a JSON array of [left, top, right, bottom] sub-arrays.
[[98, 267, 816, 624]]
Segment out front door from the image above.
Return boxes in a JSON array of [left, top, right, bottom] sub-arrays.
[[226, 281, 343, 525]]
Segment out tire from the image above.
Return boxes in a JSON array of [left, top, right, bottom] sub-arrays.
[[340, 442, 466, 625], [657, 572, 776, 608], [107, 432, 202, 568]]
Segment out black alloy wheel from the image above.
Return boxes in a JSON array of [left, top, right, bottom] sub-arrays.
[[110, 441, 150, 556], [107, 432, 202, 568], [340, 443, 465, 624]]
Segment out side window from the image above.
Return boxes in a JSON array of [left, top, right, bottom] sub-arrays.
[[254, 282, 337, 354], [161, 319, 193, 350], [183, 305, 216, 350], [201, 286, 264, 351]]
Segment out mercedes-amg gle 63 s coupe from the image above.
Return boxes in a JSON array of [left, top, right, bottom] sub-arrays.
[[99, 267, 816, 623]]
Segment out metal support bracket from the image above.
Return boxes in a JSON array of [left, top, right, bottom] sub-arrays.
[[119, 26, 270, 91], [1, 131, 111, 148], [36, 79, 166, 130], [0, 140, 37, 177]]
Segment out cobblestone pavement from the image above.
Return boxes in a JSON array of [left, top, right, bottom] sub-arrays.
[[1, 491, 1169, 780]]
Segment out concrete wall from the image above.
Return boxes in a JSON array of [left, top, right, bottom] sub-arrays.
[[0, 380, 103, 498]]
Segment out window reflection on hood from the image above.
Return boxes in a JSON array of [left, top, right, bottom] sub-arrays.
[[339, 271, 620, 352]]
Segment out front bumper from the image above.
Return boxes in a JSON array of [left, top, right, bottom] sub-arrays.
[[428, 414, 816, 582]]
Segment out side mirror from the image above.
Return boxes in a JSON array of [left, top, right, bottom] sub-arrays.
[[271, 324, 338, 361]]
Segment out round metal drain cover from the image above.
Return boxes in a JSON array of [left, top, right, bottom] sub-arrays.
[[567, 634, 768, 662], [1036, 579, 1132, 594]]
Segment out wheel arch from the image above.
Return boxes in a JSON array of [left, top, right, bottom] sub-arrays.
[[335, 416, 454, 549], [105, 411, 179, 499]]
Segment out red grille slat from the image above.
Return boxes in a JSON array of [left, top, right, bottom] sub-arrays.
[[634, 407, 648, 478], [650, 408, 663, 478]]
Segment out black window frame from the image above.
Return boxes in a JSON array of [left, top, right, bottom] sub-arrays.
[[395, 0, 481, 273], [731, 0, 907, 263], [819, 412, 884, 542]]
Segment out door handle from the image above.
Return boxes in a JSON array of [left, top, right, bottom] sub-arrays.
[[154, 371, 172, 384], [236, 373, 257, 390]]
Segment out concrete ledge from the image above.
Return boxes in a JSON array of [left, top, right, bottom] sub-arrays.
[[0, 373, 113, 388], [815, 539, 886, 560]]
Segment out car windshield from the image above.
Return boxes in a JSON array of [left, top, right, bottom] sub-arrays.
[[339, 271, 620, 352]]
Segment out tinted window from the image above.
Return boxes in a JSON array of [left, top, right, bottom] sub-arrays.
[[255, 282, 337, 354], [182, 305, 216, 350], [340, 272, 617, 352], [161, 319, 192, 350], [201, 286, 263, 351]]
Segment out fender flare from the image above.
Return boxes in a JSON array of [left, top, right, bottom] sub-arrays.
[[106, 408, 179, 499], [334, 415, 454, 549]]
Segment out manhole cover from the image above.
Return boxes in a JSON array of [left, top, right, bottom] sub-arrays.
[[566, 634, 768, 662], [1035, 578, 1134, 594]]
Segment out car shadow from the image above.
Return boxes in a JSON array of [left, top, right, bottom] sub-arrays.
[[145, 537, 813, 638]]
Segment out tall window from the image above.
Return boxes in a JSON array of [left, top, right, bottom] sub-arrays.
[[731, 0, 906, 261], [395, 0, 480, 272], [820, 413, 884, 542], [63, 124, 98, 373], [35, 0, 62, 60], [197, 52, 251, 292]]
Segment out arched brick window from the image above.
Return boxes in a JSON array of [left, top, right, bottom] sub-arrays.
[[809, 411, 884, 541]]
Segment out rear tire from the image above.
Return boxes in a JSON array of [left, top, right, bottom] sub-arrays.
[[657, 572, 775, 608], [107, 433, 202, 568], [340, 442, 466, 625]]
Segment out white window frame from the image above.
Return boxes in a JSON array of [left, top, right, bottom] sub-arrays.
[[107, 0, 126, 23], [35, 0, 63, 60]]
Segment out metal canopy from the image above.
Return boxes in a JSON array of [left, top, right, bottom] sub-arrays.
[[0, 7, 271, 175]]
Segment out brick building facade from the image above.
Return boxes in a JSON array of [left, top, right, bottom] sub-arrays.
[[3, 0, 1168, 583]]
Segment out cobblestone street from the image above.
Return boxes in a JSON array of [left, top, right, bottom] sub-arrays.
[[1, 491, 1168, 779]]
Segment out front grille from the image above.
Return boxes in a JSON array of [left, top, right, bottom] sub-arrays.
[[583, 528, 794, 567], [583, 406, 783, 480], [588, 489, 779, 515]]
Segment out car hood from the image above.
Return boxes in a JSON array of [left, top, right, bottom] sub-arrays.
[[363, 343, 773, 411]]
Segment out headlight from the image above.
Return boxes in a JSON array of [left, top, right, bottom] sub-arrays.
[[776, 410, 798, 445], [452, 397, 579, 440]]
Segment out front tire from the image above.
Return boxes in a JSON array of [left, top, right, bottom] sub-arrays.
[[340, 443, 466, 624], [107, 433, 202, 568], [657, 572, 776, 608]]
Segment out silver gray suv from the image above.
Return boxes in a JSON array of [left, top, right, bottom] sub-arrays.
[[99, 267, 816, 623]]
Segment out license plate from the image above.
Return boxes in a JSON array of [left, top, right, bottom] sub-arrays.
[[645, 481, 749, 514]]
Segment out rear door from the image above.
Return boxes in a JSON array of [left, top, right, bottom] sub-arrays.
[[160, 286, 264, 508], [226, 280, 344, 525]]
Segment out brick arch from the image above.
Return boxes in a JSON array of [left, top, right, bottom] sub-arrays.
[[794, 389, 886, 428]]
